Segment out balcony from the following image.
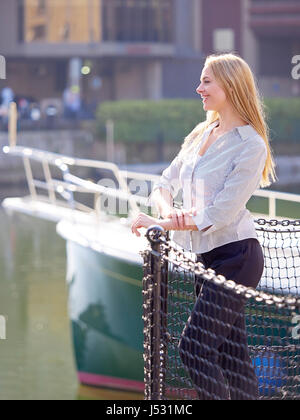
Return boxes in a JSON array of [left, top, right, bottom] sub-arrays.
[[249, 0, 300, 36]]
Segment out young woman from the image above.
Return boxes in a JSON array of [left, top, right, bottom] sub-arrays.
[[131, 53, 277, 400]]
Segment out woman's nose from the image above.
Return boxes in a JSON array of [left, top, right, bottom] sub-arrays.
[[196, 84, 203, 95]]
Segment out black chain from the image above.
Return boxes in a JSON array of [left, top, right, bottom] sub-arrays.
[[255, 218, 300, 227], [143, 218, 300, 310]]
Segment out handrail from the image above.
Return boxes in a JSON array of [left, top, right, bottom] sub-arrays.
[[2, 145, 155, 217], [253, 189, 300, 218], [62, 172, 150, 206], [3, 145, 300, 220]]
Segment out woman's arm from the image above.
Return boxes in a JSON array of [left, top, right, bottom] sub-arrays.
[[131, 209, 212, 237], [151, 187, 174, 219], [147, 155, 182, 214], [191, 139, 267, 236], [150, 190, 212, 232], [158, 213, 212, 233]]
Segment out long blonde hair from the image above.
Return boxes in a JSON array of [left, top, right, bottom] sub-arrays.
[[178, 53, 277, 188]]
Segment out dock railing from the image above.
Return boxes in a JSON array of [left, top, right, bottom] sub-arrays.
[[142, 220, 300, 400], [3, 144, 300, 223], [2, 144, 159, 219]]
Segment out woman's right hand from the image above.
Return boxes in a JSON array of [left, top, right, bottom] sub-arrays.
[[160, 207, 177, 220], [161, 207, 197, 230]]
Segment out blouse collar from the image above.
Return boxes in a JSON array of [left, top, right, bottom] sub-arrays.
[[206, 119, 256, 141]]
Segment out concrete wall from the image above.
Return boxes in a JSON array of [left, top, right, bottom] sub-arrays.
[[162, 57, 204, 99], [174, 0, 196, 55], [0, 129, 181, 185], [0, 0, 19, 55]]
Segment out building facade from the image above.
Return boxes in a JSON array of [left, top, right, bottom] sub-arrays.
[[0, 0, 299, 109], [200, 0, 300, 97], [247, 0, 300, 97]]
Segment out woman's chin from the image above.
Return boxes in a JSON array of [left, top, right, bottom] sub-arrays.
[[203, 103, 216, 112]]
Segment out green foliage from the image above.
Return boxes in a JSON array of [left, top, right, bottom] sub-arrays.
[[264, 98, 300, 143], [95, 99, 206, 144], [95, 98, 300, 145]]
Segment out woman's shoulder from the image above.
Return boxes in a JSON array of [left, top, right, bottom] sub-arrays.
[[237, 125, 267, 151]]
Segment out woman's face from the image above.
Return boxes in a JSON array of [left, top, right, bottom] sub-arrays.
[[196, 66, 227, 112]]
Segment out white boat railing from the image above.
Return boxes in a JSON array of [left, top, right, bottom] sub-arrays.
[[2, 144, 300, 221], [2, 145, 159, 218], [253, 189, 300, 219]]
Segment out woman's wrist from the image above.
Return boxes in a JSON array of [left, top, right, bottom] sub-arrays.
[[157, 218, 173, 231], [159, 206, 173, 219], [156, 213, 199, 232]]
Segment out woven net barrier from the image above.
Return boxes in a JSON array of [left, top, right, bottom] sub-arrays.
[[141, 219, 300, 400]]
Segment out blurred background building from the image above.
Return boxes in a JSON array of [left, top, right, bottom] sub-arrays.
[[0, 0, 299, 120]]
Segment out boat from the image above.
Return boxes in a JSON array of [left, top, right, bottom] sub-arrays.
[[2, 143, 153, 395], [2, 106, 300, 398]]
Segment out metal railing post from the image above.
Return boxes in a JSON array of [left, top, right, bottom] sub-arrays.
[[42, 160, 56, 204], [23, 156, 37, 200], [269, 196, 276, 218], [143, 225, 168, 400], [160, 230, 169, 399]]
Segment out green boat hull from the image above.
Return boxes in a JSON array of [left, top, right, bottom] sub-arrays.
[[66, 240, 144, 392]]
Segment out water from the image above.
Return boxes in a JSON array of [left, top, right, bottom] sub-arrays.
[[0, 187, 78, 400]]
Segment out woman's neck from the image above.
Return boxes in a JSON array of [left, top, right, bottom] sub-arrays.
[[216, 108, 248, 132]]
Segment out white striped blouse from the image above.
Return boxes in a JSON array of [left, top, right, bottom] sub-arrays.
[[148, 120, 268, 254]]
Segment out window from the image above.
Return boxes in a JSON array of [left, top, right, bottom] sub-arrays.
[[32, 24, 46, 41], [37, 0, 46, 15], [23, 0, 101, 44], [18, 0, 25, 43], [102, 0, 174, 43]]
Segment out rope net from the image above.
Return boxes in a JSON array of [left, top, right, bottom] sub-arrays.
[[142, 219, 300, 400]]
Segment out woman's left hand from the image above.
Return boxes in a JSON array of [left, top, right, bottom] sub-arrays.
[[131, 213, 159, 237]]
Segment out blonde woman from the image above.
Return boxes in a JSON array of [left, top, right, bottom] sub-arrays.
[[131, 53, 277, 400]]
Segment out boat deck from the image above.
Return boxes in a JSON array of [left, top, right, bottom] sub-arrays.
[[2, 196, 95, 224], [2, 195, 149, 264]]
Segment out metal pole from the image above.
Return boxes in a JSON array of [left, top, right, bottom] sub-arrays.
[[9, 102, 17, 147], [269, 196, 276, 218], [152, 237, 163, 400], [106, 119, 115, 163], [160, 230, 169, 398], [23, 156, 37, 200], [142, 248, 154, 400], [144, 225, 168, 400], [42, 161, 56, 204]]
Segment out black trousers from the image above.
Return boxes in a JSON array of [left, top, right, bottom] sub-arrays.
[[178, 238, 264, 400]]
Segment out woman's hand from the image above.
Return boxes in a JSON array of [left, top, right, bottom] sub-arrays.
[[131, 213, 159, 237], [164, 207, 198, 230], [131, 208, 199, 237]]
